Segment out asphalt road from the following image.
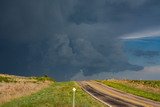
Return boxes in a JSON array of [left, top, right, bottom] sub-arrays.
[[78, 81, 160, 107]]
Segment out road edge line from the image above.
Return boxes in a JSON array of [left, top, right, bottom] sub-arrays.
[[77, 82, 112, 107]]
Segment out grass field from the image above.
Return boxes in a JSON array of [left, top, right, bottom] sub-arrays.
[[0, 81, 105, 107], [97, 80, 160, 102]]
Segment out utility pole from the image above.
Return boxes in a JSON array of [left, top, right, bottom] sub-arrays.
[[72, 87, 76, 107]]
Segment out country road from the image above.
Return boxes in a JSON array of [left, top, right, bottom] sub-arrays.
[[78, 81, 160, 107]]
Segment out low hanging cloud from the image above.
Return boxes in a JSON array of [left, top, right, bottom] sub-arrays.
[[1, 0, 160, 81]]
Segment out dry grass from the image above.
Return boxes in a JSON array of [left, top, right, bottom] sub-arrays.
[[109, 80, 160, 94], [0, 74, 52, 104]]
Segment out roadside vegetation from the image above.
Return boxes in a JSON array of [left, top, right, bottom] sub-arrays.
[[0, 76, 16, 83], [0, 74, 53, 104], [29, 76, 55, 82], [0, 74, 55, 83], [97, 80, 160, 102], [1, 81, 105, 107], [127, 80, 160, 88], [0, 74, 105, 107]]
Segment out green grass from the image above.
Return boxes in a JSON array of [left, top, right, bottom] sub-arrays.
[[128, 80, 160, 88], [0, 75, 54, 83], [97, 80, 160, 102], [29, 76, 55, 82], [0, 81, 105, 107], [0, 76, 16, 83]]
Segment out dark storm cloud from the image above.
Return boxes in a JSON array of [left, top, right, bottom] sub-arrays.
[[1, 0, 160, 81]]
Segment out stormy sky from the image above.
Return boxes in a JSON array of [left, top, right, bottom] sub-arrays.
[[1, 0, 160, 81]]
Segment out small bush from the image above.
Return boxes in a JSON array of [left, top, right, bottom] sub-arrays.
[[31, 76, 55, 82], [0, 76, 16, 83]]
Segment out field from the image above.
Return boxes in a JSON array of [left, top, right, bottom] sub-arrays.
[[97, 79, 160, 102], [1, 73, 160, 107], [0, 74, 105, 107], [0, 74, 53, 104], [1, 81, 105, 107]]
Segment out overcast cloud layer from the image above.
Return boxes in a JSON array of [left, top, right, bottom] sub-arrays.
[[1, 0, 160, 81]]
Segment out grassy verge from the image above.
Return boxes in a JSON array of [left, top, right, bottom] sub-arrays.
[[127, 80, 160, 88], [1, 81, 105, 107], [97, 80, 160, 102]]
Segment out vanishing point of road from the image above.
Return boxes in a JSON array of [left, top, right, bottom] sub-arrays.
[[78, 81, 160, 107]]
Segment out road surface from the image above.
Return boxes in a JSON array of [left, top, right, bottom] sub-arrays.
[[78, 81, 160, 107]]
